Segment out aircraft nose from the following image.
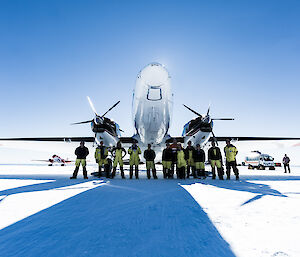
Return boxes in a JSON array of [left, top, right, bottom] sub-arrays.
[[141, 63, 170, 87]]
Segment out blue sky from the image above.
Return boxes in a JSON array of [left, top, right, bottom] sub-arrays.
[[0, 0, 299, 139]]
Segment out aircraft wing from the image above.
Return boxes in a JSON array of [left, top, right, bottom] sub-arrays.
[[165, 136, 300, 144], [0, 137, 95, 142], [212, 137, 300, 141], [0, 136, 138, 143]]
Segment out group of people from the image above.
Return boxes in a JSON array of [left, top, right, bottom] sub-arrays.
[[70, 138, 240, 180], [161, 139, 239, 180]]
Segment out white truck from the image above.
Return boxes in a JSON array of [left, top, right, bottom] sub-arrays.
[[244, 151, 275, 170]]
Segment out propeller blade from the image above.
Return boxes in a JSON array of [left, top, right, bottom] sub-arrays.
[[87, 96, 99, 116], [211, 118, 234, 120], [71, 120, 93, 125], [212, 131, 218, 146], [102, 101, 120, 117], [183, 104, 202, 118], [206, 102, 211, 116]]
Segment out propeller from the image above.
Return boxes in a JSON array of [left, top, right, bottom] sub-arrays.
[[71, 97, 121, 128], [211, 131, 218, 146], [183, 104, 202, 118], [87, 96, 99, 116], [206, 102, 211, 116], [71, 119, 93, 125], [102, 100, 120, 117], [211, 118, 234, 121]]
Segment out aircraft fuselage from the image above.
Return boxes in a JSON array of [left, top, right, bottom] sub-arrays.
[[132, 63, 173, 146]]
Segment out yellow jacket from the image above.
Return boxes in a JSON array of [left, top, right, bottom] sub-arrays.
[[128, 145, 141, 166], [94, 146, 108, 160], [177, 150, 187, 168], [224, 144, 238, 162]]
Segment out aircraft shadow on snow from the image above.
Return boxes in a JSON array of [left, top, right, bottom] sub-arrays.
[[0, 175, 299, 256]]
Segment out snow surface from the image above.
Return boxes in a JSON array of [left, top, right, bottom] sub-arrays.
[[0, 165, 299, 257]]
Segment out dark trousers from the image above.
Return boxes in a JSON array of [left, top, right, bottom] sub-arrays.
[[72, 166, 87, 179], [98, 165, 102, 177], [147, 169, 157, 179], [197, 169, 205, 178], [284, 164, 291, 173], [111, 166, 125, 179], [130, 165, 139, 179], [187, 166, 196, 178], [177, 167, 186, 179], [169, 163, 176, 178], [226, 161, 239, 179], [163, 167, 167, 178], [212, 167, 224, 180]]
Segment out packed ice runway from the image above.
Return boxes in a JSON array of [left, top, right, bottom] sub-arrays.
[[0, 165, 299, 257]]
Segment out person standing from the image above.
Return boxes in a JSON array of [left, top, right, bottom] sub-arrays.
[[283, 154, 291, 173], [162, 143, 173, 178], [208, 141, 224, 180], [94, 141, 109, 178], [70, 141, 89, 179], [111, 141, 126, 179], [224, 139, 239, 180], [185, 141, 195, 178], [193, 144, 206, 179], [128, 141, 141, 179], [177, 144, 187, 179], [170, 139, 178, 178], [144, 144, 157, 179]]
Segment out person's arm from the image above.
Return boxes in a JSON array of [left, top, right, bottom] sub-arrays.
[[138, 147, 141, 154], [207, 149, 211, 162], [162, 150, 166, 160], [143, 150, 147, 160], [153, 150, 156, 160], [235, 147, 238, 156], [218, 148, 223, 165]]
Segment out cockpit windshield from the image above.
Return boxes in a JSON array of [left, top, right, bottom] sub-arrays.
[[182, 122, 190, 136], [264, 156, 274, 161]]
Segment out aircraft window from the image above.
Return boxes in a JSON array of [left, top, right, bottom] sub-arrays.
[[182, 123, 189, 136], [147, 87, 162, 101]]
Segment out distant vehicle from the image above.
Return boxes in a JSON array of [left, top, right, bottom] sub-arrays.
[[33, 155, 72, 166], [245, 151, 275, 170]]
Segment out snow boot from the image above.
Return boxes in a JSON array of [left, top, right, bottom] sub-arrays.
[[83, 167, 88, 179], [147, 169, 151, 179], [120, 167, 125, 179], [135, 166, 139, 179], [129, 166, 133, 179]]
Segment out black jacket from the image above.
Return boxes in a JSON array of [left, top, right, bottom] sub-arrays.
[[75, 146, 89, 159], [208, 147, 222, 161], [144, 149, 156, 161], [162, 148, 173, 161], [185, 146, 195, 160], [193, 149, 205, 162]]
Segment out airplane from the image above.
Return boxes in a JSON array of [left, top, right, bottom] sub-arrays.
[[1, 62, 300, 161], [33, 154, 72, 166]]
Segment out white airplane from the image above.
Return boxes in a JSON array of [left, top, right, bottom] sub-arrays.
[[1, 62, 300, 160], [32, 154, 73, 166]]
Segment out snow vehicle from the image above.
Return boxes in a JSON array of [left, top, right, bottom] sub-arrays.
[[245, 151, 275, 170]]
